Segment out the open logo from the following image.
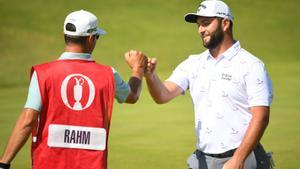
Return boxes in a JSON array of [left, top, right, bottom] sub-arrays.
[[61, 74, 95, 111]]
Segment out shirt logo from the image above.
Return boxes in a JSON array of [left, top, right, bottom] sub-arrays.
[[61, 74, 95, 111], [221, 73, 232, 81]]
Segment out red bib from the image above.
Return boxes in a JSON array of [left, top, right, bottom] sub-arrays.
[[31, 59, 115, 169]]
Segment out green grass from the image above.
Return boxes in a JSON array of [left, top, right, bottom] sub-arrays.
[[1, 0, 300, 168]]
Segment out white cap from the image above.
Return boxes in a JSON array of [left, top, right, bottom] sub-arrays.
[[184, 0, 233, 23], [64, 10, 106, 36]]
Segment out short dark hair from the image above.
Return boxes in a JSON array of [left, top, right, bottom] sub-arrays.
[[64, 23, 88, 45], [64, 34, 88, 45], [229, 20, 233, 33], [217, 17, 233, 33]]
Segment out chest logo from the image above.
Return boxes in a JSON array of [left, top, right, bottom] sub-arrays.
[[61, 74, 95, 111], [221, 73, 232, 81]]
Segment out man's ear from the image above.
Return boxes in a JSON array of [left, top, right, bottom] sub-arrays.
[[222, 19, 231, 32], [87, 35, 94, 44], [85, 35, 96, 52]]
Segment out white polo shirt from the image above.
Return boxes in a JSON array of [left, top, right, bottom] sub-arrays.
[[167, 41, 273, 154]]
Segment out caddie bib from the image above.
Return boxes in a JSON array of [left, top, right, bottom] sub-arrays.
[[31, 59, 115, 169]]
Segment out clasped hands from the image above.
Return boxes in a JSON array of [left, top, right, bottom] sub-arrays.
[[124, 50, 156, 78]]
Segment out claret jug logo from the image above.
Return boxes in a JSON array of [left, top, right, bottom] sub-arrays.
[[61, 74, 95, 111]]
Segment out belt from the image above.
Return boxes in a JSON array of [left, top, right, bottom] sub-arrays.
[[196, 148, 237, 158]]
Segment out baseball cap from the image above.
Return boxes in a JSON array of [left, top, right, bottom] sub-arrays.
[[184, 0, 233, 23], [64, 10, 106, 36]]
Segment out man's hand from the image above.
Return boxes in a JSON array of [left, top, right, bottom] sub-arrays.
[[124, 50, 147, 78], [222, 156, 244, 169], [145, 57, 157, 78], [124, 50, 147, 103]]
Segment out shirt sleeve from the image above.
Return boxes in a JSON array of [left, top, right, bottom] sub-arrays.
[[24, 71, 42, 112], [245, 61, 273, 107], [112, 68, 131, 103], [166, 59, 190, 92]]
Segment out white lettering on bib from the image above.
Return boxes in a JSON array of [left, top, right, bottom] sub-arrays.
[[48, 124, 106, 150]]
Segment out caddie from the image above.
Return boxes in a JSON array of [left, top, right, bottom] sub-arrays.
[[0, 10, 147, 169]]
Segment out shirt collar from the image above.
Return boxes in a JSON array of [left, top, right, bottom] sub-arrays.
[[205, 41, 241, 61], [222, 41, 241, 61], [59, 52, 93, 60]]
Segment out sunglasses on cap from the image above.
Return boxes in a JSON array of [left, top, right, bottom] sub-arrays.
[[94, 34, 100, 40]]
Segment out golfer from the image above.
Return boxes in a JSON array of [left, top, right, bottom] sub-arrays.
[[0, 10, 147, 169], [145, 0, 273, 168]]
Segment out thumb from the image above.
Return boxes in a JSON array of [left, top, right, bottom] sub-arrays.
[[150, 58, 157, 65]]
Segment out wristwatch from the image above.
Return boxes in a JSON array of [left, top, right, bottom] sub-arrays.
[[0, 163, 10, 169]]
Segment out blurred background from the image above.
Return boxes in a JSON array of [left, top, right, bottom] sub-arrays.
[[0, 0, 299, 168]]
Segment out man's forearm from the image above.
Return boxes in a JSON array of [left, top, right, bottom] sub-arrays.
[[0, 109, 38, 163], [232, 106, 270, 162], [145, 72, 166, 104], [125, 69, 144, 104]]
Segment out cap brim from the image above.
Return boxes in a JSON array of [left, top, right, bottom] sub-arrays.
[[96, 28, 106, 35], [184, 13, 200, 23]]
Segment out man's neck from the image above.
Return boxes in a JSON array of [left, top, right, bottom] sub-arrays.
[[64, 45, 92, 54], [209, 37, 235, 59]]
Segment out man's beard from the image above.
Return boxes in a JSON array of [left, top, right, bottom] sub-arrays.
[[202, 22, 224, 50]]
